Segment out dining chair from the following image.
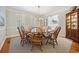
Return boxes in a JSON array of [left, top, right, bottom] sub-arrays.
[[43, 26, 61, 48], [55, 27, 61, 42], [17, 27, 27, 46], [21, 25, 31, 43], [50, 26, 61, 48], [30, 27, 43, 51], [43, 32, 52, 45]]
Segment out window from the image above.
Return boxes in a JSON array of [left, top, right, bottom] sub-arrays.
[[16, 14, 23, 27]]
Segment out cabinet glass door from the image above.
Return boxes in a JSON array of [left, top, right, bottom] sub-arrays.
[[67, 15, 71, 29], [71, 12, 77, 29]]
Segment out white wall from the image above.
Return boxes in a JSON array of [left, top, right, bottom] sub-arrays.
[[45, 10, 69, 37], [58, 11, 66, 37], [6, 8, 36, 38], [6, 7, 71, 38], [0, 7, 6, 50]]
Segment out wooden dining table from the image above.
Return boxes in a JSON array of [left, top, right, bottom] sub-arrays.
[[26, 27, 55, 39], [25, 26, 55, 44]]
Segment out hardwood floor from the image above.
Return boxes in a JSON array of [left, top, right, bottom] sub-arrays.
[[70, 41, 79, 53], [0, 37, 79, 53], [0, 38, 10, 53]]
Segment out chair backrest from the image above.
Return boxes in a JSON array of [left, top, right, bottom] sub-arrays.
[[21, 26, 29, 37], [32, 29, 43, 41], [27, 27, 32, 33], [53, 26, 61, 39], [32, 35, 41, 40], [21, 26, 26, 34], [21, 25, 24, 30], [17, 27, 24, 39]]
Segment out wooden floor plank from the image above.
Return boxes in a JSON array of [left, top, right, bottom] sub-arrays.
[[0, 37, 79, 53], [70, 41, 79, 53], [0, 38, 10, 53]]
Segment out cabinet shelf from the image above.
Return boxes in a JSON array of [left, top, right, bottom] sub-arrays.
[[66, 8, 79, 43]]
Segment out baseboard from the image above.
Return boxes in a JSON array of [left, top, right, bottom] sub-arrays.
[[6, 34, 19, 39]]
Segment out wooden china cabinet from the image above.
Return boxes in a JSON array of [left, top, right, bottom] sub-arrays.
[[66, 8, 79, 43]]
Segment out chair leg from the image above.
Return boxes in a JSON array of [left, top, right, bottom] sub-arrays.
[[49, 38, 55, 48], [52, 39, 55, 48], [41, 42, 43, 45], [20, 39, 26, 47], [31, 45, 33, 51], [20, 40, 22, 44], [40, 45, 43, 52], [28, 38, 31, 43], [20, 40, 23, 46], [45, 39, 49, 45], [55, 39, 58, 45], [22, 40, 25, 46], [25, 40, 28, 44]]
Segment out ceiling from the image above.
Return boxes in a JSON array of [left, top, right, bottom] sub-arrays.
[[8, 6, 71, 16]]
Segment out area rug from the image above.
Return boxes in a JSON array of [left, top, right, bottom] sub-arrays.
[[9, 36, 72, 53]]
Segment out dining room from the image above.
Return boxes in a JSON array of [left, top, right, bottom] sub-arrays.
[[0, 6, 79, 53]]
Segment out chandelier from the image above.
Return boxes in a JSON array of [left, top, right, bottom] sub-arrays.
[[37, 6, 40, 8]]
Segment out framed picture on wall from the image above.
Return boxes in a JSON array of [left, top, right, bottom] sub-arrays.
[[52, 19, 58, 24], [52, 15, 59, 24], [0, 16, 5, 26]]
